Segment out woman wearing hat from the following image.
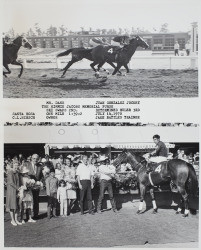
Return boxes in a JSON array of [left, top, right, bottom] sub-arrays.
[[19, 167, 36, 223], [6, 161, 21, 226]]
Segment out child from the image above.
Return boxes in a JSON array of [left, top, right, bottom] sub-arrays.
[[55, 163, 62, 180], [57, 180, 68, 217], [19, 167, 36, 223], [45, 169, 58, 219]]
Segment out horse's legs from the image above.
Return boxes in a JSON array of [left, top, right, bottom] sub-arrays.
[[107, 62, 122, 75], [61, 59, 79, 77], [124, 64, 130, 73], [11, 60, 23, 78], [176, 185, 189, 217], [176, 197, 184, 214], [90, 62, 101, 78], [137, 184, 146, 214], [3, 63, 11, 77], [150, 188, 157, 213], [112, 63, 122, 75]]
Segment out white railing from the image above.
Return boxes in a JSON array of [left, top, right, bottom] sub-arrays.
[[16, 56, 198, 70]]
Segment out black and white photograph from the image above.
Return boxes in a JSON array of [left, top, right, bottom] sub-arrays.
[[3, 0, 199, 98], [3, 125, 199, 247], [1, 0, 201, 248]]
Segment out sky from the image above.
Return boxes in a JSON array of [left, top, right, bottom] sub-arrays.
[[2, 0, 201, 34]]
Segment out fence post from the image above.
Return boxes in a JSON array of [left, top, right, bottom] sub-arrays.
[[190, 57, 196, 69], [56, 58, 61, 69], [169, 57, 172, 69]]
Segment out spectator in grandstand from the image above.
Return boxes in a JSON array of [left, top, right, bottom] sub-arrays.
[[174, 41, 180, 56], [185, 40, 191, 56]]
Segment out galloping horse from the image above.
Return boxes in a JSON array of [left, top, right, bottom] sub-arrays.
[[91, 36, 149, 76], [57, 36, 149, 78], [3, 36, 32, 78], [114, 150, 198, 217]]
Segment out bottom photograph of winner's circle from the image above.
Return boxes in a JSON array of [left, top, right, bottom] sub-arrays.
[[4, 126, 199, 247]]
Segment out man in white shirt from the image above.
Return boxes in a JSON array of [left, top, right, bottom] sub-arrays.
[[97, 156, 118, 213], [76, 154, 94, 215]]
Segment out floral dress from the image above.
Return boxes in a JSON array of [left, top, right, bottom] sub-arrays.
[[19, 176, 33, 210], [65, 167, 77, 200]]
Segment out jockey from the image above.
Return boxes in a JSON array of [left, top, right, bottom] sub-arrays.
[[111, 35, 130, 47], [144, 134, 168, 164], [89, 37, 108, 47]]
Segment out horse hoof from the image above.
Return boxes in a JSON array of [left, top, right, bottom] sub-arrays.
[[95, 73, 100, 78], [182, 213, 189, 218], [136, 210, 142, 214], [152, 209, 158, 214], [99, 76, 108, 83], [18, 75, 21, 78], [175, 211, 181, 215], [60, 75, 65, 78]]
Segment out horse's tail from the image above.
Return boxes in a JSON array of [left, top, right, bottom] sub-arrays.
[[187, 163, 198, 197], [57, 49, 74, 57]]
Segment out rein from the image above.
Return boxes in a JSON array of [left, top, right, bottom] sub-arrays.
[[134, 159, 147, 172]]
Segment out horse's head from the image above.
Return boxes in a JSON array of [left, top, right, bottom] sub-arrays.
[[13, 36, 32, 49], [130, 36, 149, 49]]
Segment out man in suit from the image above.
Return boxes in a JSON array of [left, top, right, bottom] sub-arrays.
[[23, 154, 43, 219]]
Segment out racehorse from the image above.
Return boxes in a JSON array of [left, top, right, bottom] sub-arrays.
[[3, 36, 32, 78], [57, 46, 122, 78], [57, 36, 149, 78], [91, 36, 149, 76], [113, 150, 198, 217]]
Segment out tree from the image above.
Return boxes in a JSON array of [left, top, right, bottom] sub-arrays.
[[160, 23, 169, 33], [34, 23, 42, 36], [46, 25, 58, 36]]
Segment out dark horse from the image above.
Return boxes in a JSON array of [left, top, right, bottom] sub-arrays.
[[3, 36, 32, 78], [114, 150, 198, 217], [57, 36, 149, 78]]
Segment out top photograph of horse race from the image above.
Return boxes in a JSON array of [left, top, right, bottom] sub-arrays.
[[2, 0, 199, 98]]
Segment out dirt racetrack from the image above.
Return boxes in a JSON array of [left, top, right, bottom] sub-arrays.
[[3, 68, 198, 98], [4, 205, 198, 247], [4, 191, 199, 247]]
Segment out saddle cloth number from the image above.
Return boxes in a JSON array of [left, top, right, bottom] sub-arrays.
[[108, 48, 113, 54], [155, 164, 162, 173]]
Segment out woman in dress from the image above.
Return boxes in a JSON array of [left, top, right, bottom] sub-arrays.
[[64, 157, 77, 215], [6, 161, 21, 226]]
